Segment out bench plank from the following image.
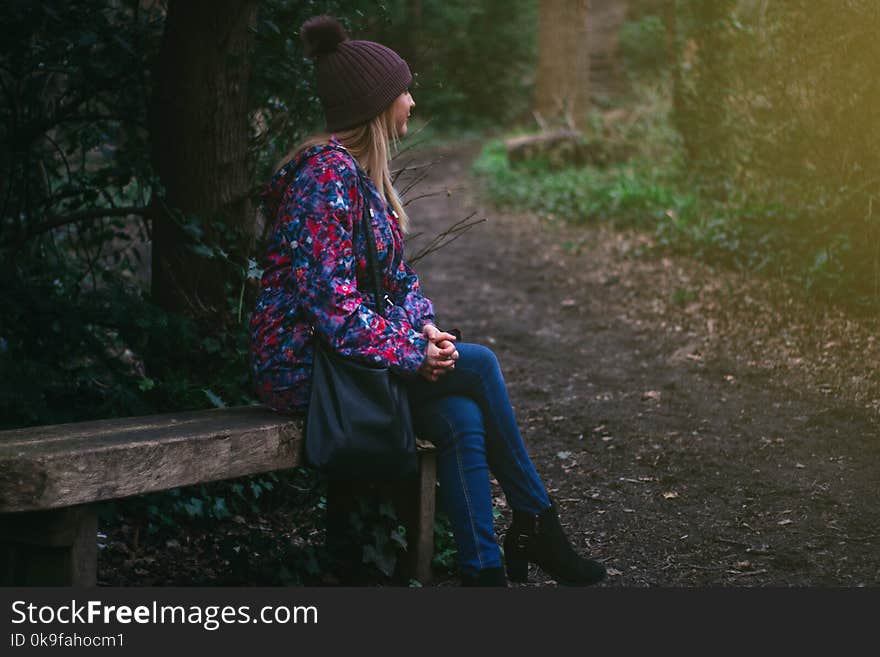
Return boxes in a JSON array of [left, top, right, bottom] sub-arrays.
[[1, 406, 437, 585], [0, 406, 302, 513]]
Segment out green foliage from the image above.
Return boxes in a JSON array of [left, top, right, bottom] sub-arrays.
[[322, 485, 414, 583], [367, 0, 538, 129], [669, 0, 880, 307], [0, 1, 259, 429], [619, 15, 668, 75], [431, 511, 458, 575], [356, 500, 408, 578], [504, 0, 880, 309], [473, 72, 878, 305], [100, 468, 330, 585], [473, 129, 697, 232], [104, 472, 288, 535]]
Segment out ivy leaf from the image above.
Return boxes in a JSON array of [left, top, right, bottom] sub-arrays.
[[202, 388, 226, 408], [247, 258, 263, 280], [390, 526, 408, 549], [212, 497, 230, 519]]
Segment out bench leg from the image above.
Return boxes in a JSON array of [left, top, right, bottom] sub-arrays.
[[390, 447, 437, 585], [0, 505, 98, 586], [411, 448, 437, 584]]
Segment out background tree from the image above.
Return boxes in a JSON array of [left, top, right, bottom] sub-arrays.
[[149, 0, 258, 322], [534, 0, 591, 129]]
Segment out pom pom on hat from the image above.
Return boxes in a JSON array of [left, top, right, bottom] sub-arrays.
[[301, 15, 348, 58]]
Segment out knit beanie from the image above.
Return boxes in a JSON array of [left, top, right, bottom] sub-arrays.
[[301, 16, 412, 132]]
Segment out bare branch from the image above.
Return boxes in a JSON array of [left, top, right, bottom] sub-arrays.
[[399, 166, 435, 197], [402, 189, 450, 207], [392, 160, 436, 176], [532, 110, 548, 132], [41, 132, 73, 180], [392, 119, 435, 159], [20, 206, 146, 243], [392, 156, 442, 187], [408, 213, 486, 266]]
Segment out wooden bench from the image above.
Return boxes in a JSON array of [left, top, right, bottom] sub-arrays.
[[0, 405, 437, 586]]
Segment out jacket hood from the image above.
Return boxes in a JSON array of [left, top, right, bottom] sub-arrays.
[[260, 136, 349, 221]]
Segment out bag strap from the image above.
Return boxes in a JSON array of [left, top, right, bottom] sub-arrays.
[[355, 175, 391, 319]]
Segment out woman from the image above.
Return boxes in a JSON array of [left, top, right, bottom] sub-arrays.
[[250, 15, 606, 587]]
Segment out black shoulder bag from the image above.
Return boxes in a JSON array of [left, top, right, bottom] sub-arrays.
[[304, 176, 418, 480]]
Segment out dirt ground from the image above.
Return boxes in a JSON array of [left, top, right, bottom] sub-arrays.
[[401, 142, 880, 587]]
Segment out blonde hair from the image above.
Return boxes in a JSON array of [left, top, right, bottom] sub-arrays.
[[278, 104, 410, 232]]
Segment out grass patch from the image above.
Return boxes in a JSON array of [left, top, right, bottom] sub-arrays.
[[472, 80, 879, 311]]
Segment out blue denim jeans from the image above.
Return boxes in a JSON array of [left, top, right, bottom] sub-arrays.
[[407, 343, 551, 576]]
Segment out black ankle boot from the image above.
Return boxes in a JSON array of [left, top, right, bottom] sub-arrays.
[[461, 567, 508, 587], [504, 500, 606, 586]]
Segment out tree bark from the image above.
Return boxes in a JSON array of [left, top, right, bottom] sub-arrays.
[[149, 0, 257, 318], [534, 0, 591, 130]]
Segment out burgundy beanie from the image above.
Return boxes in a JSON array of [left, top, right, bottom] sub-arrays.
[[301, 16, 412, 132]]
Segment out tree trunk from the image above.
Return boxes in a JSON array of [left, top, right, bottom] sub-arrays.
[[149, 0, 257, 319], [665, 0, 687, 151], [534, 0, 591, 130]]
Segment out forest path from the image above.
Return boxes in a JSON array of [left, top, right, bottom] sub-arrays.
[[402, 141, 880, 586]]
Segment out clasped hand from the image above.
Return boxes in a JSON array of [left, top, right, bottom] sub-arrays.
[[418, 324, 458, 382]]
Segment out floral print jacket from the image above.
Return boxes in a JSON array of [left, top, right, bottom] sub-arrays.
[[249, 137, 434, 412]]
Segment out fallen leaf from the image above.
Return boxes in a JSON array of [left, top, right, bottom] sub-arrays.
[[642, 390, 662, 401], [606, 568, 623, 577]]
